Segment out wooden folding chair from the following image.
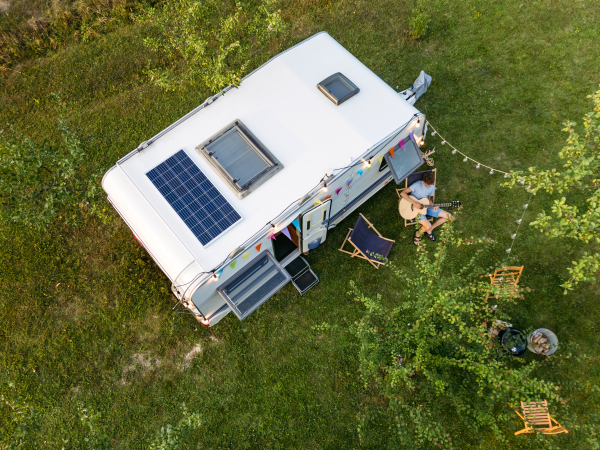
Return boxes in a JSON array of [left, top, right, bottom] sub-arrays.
[[485, 266, 524, 300], [396, 168, 437, 227], [511, 401, 568, 435], [339, 214, 395, 269]]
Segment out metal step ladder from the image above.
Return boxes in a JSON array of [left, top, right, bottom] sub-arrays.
[[284, 256, 319, 295]]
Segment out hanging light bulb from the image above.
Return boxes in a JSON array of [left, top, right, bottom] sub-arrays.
[[432, 131, 437, 136], [420, 140, 425, 146], [489, 169, 494, 175], [511, 234, 517, 239], [516, 219, 522, 225], [452, 149, 457, 154], [463, 157, 468, 162], [322, 186, 328, 192], [523, 204, 528, 209], [441, 140, 446, 145], [506, 248, 512, 253], [504, 173, 509, 178], [476, 163, 481, 169]]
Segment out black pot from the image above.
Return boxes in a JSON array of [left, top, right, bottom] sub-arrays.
[[498, 328, 527, 357]]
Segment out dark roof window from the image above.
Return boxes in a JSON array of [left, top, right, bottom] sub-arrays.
[[197, 121, 283, 198], [317, 72, 360, 105]]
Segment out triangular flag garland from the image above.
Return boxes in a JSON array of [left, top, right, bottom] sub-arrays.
[[357, 169, 364, 176], [323, 194, 332, 201], [268, 233, 276, 240], [390, 148, 395, 159], [335, 187, 343, 195], [255, 243, 262, 252], [242, 251, 250, 260], [281, 227, 292, 241], [230, 261, 237, 269], [314, 199, 323, 206], [291, 219, 300, 230], [399, 139, 404, 151], [378, 155, 384, 164], [409, 130, 415, 142], [215, 269, 224, 279], [366, 164, 372, 171]]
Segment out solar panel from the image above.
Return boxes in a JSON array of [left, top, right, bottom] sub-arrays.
[[146, 150, 241, 246]]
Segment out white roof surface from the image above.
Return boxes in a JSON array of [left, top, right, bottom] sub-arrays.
[[103, 32, 419, 280]]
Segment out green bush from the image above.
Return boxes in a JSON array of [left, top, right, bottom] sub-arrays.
[[408, 4, 430, 40]]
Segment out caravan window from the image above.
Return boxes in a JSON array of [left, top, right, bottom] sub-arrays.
[[317, 73, 360, 105], [384, 136, 424, 184], [197, 121, 283, 198], [217, 251, 291, 320]]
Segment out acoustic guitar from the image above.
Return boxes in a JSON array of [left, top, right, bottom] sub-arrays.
[[399, 196, 461, 220]]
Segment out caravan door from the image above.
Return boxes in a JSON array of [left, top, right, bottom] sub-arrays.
[[300, 200, 332, 253]]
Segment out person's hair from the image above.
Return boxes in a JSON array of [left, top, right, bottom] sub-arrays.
[[422, 172, 435, 185]]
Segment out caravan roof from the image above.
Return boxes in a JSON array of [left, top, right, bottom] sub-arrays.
[[102, 32, 419, 281]]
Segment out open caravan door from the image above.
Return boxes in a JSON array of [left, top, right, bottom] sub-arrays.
[[300, 200, 332, 253]]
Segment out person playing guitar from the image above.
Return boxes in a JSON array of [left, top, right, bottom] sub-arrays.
[[400, 171, 452, 246]]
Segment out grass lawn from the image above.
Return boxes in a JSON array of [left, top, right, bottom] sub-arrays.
[[1, 0, 599, 447]]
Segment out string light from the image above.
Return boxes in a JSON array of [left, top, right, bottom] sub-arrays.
[[425, 121, 510, 176], [506, 248, 512, 253], [511, 234, 517, 239], [523, 204, 528, 209], [476, 163, 481, 169], [516, 219, 522, 225]]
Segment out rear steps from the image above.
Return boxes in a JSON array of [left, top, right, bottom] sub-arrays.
[[284, 256, 319, 295]]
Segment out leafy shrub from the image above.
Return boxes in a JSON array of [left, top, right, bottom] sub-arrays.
[[505, 87, 600, 293], [136, 0, 285, 93], [317, 215, 598, 448], [0, 94, 108, 230], [408, 4, 430, 40]]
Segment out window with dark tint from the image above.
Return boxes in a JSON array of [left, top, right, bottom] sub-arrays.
[[317, 72, 360, 105], [197, 121, 283, 198], [384, 136, 424, 184], [217, 251, 291, 320]]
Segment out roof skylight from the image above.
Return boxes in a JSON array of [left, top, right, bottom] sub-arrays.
[[317, 72, 360, 105]]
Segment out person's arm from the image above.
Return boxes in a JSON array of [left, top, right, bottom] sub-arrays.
[[401, 188, 425, 209]]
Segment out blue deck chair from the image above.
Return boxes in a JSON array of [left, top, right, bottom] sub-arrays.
[[339, 214, 395, 269]]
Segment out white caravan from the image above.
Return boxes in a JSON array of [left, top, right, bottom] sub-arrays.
[[102, 32, 427, 326]]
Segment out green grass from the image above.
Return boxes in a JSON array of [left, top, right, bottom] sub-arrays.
[[1, 0, 599, 447]]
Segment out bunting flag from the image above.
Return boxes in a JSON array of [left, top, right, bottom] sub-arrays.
[[335, 187, 342, 195], [215, 269, 224, 279], [268, 233, 276, 240], [242, 251, 250, 260], [314, 199, 323, 206], [281, 227, 292, 240], [409, 130, 415, 142], [323, 194, 332, 201], [230, 261, 237, 269], [255, 243, 262, 252], [399, 139, 404, 151], [390, 148, 395, 159], [357, 169, 364, 176], [378, 155, 384, 164], [291, 219, 300, 230]]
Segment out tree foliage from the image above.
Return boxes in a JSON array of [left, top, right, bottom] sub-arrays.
[[324, 216, 588, 448], [137, 0, 285, 93], [505, 87, 600, 293], [0, 95, 107, 231]]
